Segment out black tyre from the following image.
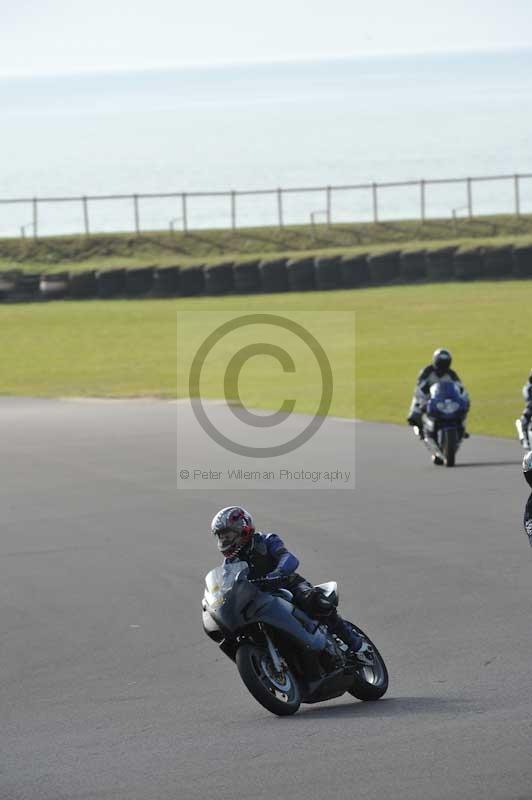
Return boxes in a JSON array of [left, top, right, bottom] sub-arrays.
[[259, 258, 289, 293], [286, 257, 315, 292], [236, 643, 301, 716], [343, 622, 388, 701], [443, 428, 457, 467], [69, 270, 97, 299]]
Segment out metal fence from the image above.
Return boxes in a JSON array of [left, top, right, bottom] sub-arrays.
[[2, 171, 532, 239]]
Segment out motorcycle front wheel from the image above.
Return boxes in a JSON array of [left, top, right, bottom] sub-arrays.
[[343, 622, 389, 701], [236, 643, 301, 716], [442, 427, 457, 467]]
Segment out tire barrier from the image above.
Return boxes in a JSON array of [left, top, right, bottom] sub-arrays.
[[153, 266, 181, 297], [125, 266, 154, 297], [425, 246, 457, 281], [0, 270, 21, 301], [454, 248, 483, 281], [259, 258, 289, 293], [399, 250, 427, 282], [513, 245, 532, 278], [6, 241, 532, 305], [40, 272, 70, 300], [340, 254, 370, 287], [69, 270, 98, 299], [97, 268, 126, 299], [482, 246, 514, 279], [287, 257, 316, 292], [13, 272, 41, 301], [204, 262, 234, 295], [367, 251, 400, 284], [233, 260, 261, 294], [179, 264, 205, 297], [314, 255, 342, 291]]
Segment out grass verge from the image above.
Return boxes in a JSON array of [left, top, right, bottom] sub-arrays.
[[1, 214, 532, 273], [1, 281, 527, 438]]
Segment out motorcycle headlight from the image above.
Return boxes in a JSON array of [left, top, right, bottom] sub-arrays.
[[436, 400, 460, 414]]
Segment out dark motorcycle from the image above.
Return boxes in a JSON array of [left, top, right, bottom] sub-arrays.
[[412, 380, 469, 467], [202, 561, 388, 716]]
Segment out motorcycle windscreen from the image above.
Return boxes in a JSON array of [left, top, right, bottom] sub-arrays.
[[203, 561, 249, 609], [427, 381, 465, 417]]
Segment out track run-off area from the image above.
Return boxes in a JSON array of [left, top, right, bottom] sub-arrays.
[[1, 397, 531, 799]]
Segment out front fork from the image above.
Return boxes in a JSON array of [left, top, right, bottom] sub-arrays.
[[259, 624, 283, 673]]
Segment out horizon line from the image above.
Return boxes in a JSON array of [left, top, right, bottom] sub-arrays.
[[1, 43, 531, 80]]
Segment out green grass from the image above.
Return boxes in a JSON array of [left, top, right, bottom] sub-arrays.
[[2, 213, 532, 273], [2, 281, 529, 438]]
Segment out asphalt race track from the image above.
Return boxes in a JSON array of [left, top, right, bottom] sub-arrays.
[[1, 398, 531, 800]]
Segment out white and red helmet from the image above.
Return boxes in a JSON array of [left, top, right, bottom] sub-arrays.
[[211, 506, 255, 556]]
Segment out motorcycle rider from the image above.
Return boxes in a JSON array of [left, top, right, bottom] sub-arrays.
[[522, 452, 532, 547], [407, 347, 470, 437], [211, 505, 375, 667], [517, 371, 532, 450]]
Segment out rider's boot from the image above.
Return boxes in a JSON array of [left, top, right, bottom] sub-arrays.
[[328, 614, 375, 666]]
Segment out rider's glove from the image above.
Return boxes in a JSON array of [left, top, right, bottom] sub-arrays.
[[257, 569, 284, 589]]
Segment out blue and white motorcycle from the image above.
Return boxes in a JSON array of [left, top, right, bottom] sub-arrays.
[[413, 380, 469, 467]]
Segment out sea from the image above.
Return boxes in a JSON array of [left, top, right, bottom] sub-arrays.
[[1, 49, 531, 237]]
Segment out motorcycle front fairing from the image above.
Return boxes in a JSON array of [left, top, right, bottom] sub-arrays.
[[426, 381, 468, 424], [202, 562, 328, 654], [420, 381, 467, 458]]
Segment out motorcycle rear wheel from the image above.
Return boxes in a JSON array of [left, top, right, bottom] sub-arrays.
[[343, 622, 389, 701], [236, 643, 301, 716]]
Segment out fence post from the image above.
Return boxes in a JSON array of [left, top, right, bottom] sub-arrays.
[[514, 174, 521, 217], [420, 180, 426, 222], [231, 191, 236, 231], [133, 194, 140, 235], [32, 197, 38, 239], [326, 186, 331, 226], [277, 188, 284, 228], [82, 196, 90, 236], [466, 178, 473, 219], [372, 183, 379, 223], [182, 193, 188, 233]]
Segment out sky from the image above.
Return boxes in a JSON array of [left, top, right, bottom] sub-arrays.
[[3, 0, 532, 76]]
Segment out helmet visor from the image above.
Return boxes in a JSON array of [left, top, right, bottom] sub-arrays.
[[214, 527, 241, 554], [434, 359, 450, 376]]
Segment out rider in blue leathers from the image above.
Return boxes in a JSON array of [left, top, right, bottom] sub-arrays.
[[211, 506, 375, 666]]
